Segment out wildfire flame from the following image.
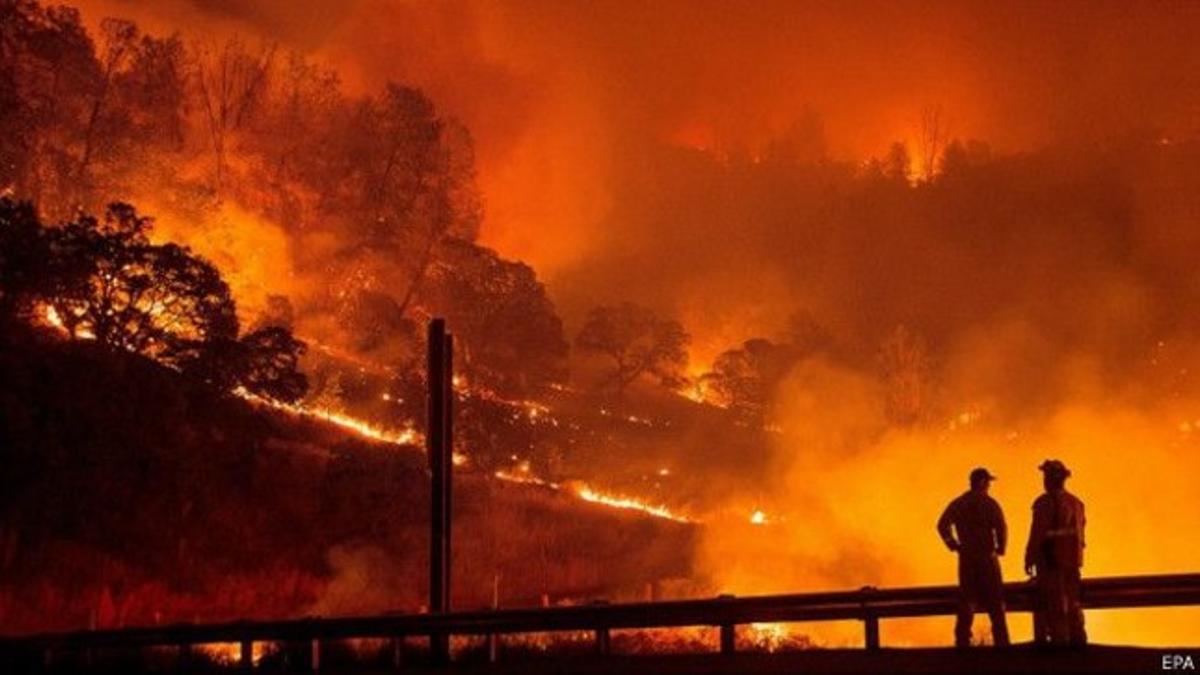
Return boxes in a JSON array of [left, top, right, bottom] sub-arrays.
[[574, 485, 689, 523], [235, 387, 423, 447], [196, 641, 273, 666], [39, 305, 95, 339], [493, 470, 691, 523], [42, 303, 690, 525], [744, 622, 792, 652]]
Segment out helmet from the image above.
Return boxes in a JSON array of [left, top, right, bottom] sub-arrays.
[[969, 467, 997, 484], [1038, 459, 1071, 479]]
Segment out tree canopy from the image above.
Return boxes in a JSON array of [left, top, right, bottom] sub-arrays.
[[703, 338, 800, 424], [0, 197, 307, 402], [576, 303, 689, 393]]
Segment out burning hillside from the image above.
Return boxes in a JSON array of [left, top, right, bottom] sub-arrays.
[[0, 329, 695, 635]]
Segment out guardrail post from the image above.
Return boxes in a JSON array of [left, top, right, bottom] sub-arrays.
[[390, 637, 404, 671], [488, 578, 501, 664], [595, 627, 611, 656], [860, 585, 880, 650], [592, 599, 611, 656], [310, 638, 320, 672], [239, 639, 253, 671], [486, 632, 499, 663], [177, 642, 192, 673], [717, 593, 736, 654], [719, 624, 735, 655], [864, 612, 880, 650]]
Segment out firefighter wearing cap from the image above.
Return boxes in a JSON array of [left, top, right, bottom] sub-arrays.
[[937, 467, 1010, 647], [1025, 459, 1087, 645]]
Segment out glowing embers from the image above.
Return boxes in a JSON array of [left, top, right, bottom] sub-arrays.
[[195, 641, 275, 666], [738, 623, 813, 652], [234, 387, 422, 447]]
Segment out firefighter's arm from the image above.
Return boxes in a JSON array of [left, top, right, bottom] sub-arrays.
[[1024, 503, 1043, 575], [937, 503, 959, 552], [1078, 501, 1087, 566], [994, 501, 1008, 556]]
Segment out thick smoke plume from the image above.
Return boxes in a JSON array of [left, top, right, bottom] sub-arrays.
[[77, 1, 1200, 311]]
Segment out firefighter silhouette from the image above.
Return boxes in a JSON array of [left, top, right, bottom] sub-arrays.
[[937, 467, 1011, 647], [1025, 459, 1087, 646]]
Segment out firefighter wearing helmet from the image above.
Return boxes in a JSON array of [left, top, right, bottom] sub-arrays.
[[936, 467, 1010, 647], [1025, 459, 1087, 646]]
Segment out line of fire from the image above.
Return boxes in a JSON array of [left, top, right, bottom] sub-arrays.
[[2, 1, 1200, 673]]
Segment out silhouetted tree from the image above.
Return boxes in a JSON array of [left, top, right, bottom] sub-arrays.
[[189, 326, 308, 402], [250, 294, 295, 332], [918, 105, 947, 182], [426, 239, 567, 393], [43, 203, 238, 365], [0, 1, 98, 215], [341, 86, 482, 315], [703, 338, 799, 423], [938, 139, 992, 179], [878, 324, 935, 426], [333, 288, 420, 364], [0, 4, 189, 216], [883, 142, 912, 183], [576, 303, 689, 393], [2, 198, 307, 400], [0, 198, 50, 325], [194, 37, 276, 196]]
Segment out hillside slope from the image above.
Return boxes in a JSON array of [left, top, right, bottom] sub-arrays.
[[0, 330, 695, 635]]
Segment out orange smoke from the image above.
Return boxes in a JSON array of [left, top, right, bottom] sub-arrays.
[[697, 356, 1200, 646]]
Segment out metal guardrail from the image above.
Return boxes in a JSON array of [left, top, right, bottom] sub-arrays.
[[3, 573, 1199, 670]]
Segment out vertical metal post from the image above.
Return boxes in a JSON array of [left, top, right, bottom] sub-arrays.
[[718, 594, 736, 654], [592, 599, 611, 656], [594, 627, 611, 657], [427, 319, 453, 665], [239, 640, 253, 671], [487, 573, 500, 664], [443, 332, 453, 610], [428, 319, 446, 615], [486, 632, 499, 664], [177, 642, 192, 673], [860, 586, 880, 650], [390, 637, 404, 671], [864, 614, 880, 650], [310, 638, 320, 672], [719, 624, 736, 654]]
